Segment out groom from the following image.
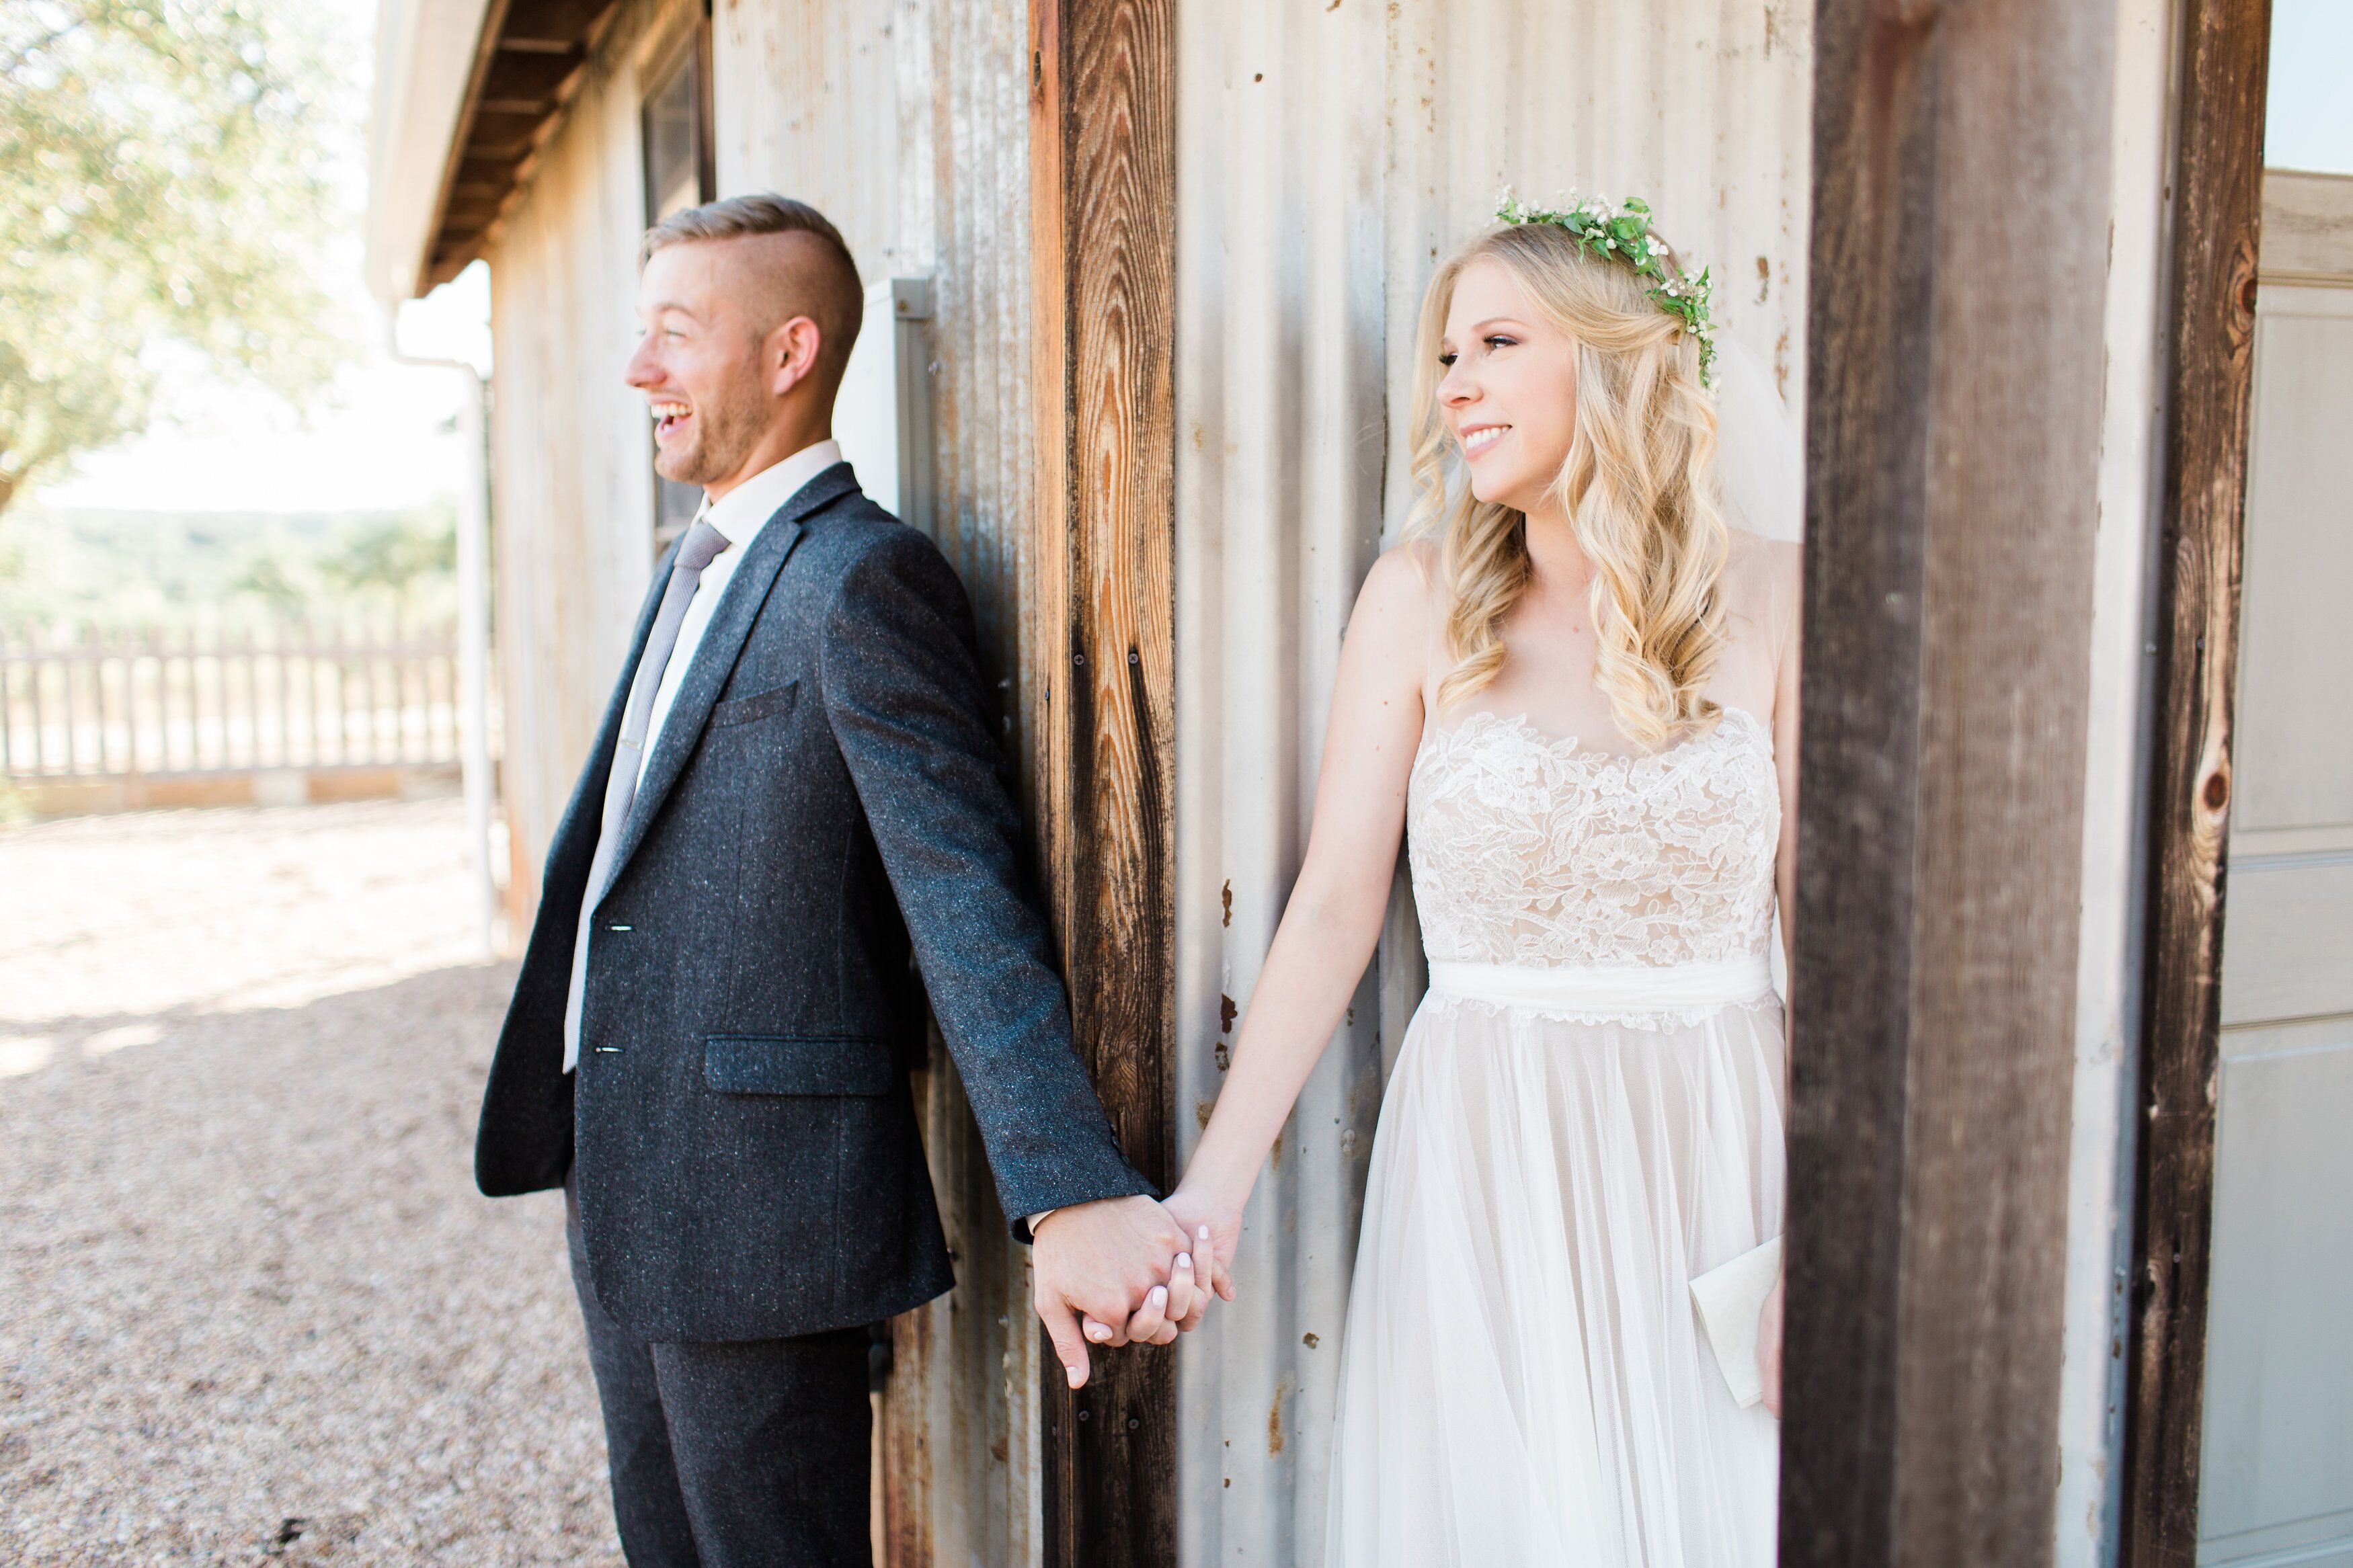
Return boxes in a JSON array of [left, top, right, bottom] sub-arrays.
[[474, 194, 1197, 1566]]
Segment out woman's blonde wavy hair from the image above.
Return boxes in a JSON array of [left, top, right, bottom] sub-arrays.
[[1407, 221, 1729, 750]]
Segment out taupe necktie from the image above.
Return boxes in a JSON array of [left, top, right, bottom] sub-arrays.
[[563, 518, 732, 1070]]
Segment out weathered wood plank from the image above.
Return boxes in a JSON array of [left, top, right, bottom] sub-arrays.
[[1029, 0, 1179, 1563], [2120, 2, 2274, 1563], [1785, 1, 2119, 1563]]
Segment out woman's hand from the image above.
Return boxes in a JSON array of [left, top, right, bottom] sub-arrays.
[[1111, 1185, 1244, 1345], [1758, 1270, 1784, 1419], [1162, 1189, 1242, 1315]]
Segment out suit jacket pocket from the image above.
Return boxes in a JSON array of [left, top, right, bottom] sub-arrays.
[[710, 682, 799, 728], [705, 1034, 895, 1096]]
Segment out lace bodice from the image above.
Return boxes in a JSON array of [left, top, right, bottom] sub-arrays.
[[1407, 707, 1781, 968]]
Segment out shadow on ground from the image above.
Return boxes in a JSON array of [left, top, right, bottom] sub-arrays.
[[0, 962, 624, 1566]]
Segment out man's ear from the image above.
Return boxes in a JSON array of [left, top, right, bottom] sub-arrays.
[[767, 315, 824, 398]]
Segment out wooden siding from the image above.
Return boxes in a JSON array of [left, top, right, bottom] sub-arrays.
[[2120, 1, 2276, 1563], [1030, 0, 1180, 1562], [1786, 0, 2121, 1562]]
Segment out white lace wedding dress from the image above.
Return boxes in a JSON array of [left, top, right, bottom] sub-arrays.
[[1324, 586, 1789, 1565]]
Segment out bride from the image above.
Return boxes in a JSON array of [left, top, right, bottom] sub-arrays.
[[1160, 198, 1798, 1565]]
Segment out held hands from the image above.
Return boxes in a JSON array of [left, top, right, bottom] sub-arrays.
[[1030, 1191, 1245, 1389], [1030, 1196, 1199, 1389], [1103, 1186, 1242, 1347]]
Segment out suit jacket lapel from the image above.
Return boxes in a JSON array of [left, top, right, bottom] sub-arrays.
[[596, 464, 859, 895], [543, 540, 675, 907]]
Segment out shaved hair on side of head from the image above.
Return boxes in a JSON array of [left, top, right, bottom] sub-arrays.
[[642, 194, 863, 391]]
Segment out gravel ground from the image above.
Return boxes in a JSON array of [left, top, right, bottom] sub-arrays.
[[0, 801, 623, 1565]]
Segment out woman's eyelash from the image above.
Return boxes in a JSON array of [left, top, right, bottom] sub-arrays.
[[1438, 335, 1518, 367]]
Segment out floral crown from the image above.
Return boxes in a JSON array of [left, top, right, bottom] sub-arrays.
[[1495, 190, 1716, 386]]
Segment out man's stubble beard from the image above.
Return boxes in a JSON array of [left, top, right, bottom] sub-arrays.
[[657, 372, 770, 489]]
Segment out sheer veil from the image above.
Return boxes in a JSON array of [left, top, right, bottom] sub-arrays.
[[1709, 337, 1804, 544]]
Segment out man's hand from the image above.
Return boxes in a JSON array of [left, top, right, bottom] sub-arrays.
[[1031, 1196, 1189, 1389]]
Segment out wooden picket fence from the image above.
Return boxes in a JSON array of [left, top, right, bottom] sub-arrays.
[[0, 620, 486, 793]]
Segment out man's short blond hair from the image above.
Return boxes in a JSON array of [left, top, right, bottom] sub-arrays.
[[642, 194, 863, 380]]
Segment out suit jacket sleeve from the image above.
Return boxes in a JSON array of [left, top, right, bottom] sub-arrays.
[[819, 526, 1154, 1235]]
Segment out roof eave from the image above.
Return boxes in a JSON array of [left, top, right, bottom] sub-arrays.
[[365, 0, 501, 303]]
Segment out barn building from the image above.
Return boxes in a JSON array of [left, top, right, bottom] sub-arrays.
[[366, 1, 2349, 1563]]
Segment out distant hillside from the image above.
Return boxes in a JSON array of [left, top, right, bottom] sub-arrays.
[[0, 505, 457, 635]]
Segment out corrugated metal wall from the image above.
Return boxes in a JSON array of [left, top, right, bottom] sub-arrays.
[[1171, 3, 1812, 1561]]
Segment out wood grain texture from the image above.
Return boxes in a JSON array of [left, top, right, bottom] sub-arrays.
[[1785, 1, 2118, 1563], [1029, 0, 1179, 1562], [2120, 3, 2274, 1563]]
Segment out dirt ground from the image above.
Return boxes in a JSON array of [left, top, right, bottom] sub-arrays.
[[0, 800, 624, 1565]]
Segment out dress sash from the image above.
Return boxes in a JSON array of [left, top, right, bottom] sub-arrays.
[[1425, 953, 1775, 1018]]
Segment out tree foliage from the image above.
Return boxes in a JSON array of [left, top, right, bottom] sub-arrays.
[[0, 1, 353, 513]]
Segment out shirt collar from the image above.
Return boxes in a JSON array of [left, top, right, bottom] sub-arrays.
[[699, 438, 844, 547]]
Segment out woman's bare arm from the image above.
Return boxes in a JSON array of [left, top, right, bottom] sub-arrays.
[[1167, 548, 1433, 1266]]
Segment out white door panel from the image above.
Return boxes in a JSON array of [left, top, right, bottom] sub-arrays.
[[2197, 1020, 2353, 1565], [2220, 858, 2353, 1026], [2202, 173, 2353, 1568]]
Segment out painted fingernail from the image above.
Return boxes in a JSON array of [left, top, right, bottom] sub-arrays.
[[1085, 1321, 1110, 1342], [1176, 1253, 1193, 1272], [1066, 1364, 1084, 1388], [1199, 1225, 1211, 1241], [1150, 1286, 1167, 1307]]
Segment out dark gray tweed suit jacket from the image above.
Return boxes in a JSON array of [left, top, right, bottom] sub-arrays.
[[475, 462, 1152, 1342]]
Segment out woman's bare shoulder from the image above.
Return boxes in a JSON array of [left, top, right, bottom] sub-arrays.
[[1340, 540, 1442, 700], [1355, 538, 1443, 626]]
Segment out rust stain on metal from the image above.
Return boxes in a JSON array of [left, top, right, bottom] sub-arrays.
[[1267, 1376, 1291, 1454]]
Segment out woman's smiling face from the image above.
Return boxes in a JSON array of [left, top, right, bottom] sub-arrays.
[[1436, 255, 1581, 515]]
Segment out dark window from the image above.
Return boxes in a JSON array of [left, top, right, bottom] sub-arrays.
[[641, 20, 715, 554]]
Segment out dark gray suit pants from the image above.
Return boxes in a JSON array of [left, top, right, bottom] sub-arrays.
[[566, 1183, 871, 1567]]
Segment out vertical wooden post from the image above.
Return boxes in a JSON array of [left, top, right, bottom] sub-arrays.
[[2120, 3, 2273, 1563], [1029, 0, 1179, 1563], [1785, 1, 2120, 1563]]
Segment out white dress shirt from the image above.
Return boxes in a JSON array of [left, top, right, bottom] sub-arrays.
[[634, 439, 842, 788]]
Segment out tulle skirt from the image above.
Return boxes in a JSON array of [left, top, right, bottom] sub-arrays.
[[1324, 980, 1786, 1567]]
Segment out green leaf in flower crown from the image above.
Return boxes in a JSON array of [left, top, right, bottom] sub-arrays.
[[1491, 188, 1718, 387]]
